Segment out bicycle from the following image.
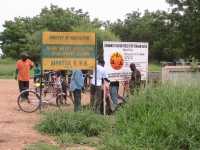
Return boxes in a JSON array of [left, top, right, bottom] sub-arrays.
[[17, 75, 67, 113], [42, 71, 73, 107]]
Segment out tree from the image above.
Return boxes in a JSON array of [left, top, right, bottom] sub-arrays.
[[166, 0, 200, 58], [0, 5, 91, 59], [73, 23, 119, 59]]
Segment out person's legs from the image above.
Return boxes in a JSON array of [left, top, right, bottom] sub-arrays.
[[61, 80, 67, 100], [94, 86, 102, 114], [18, 81, 29, 99], [23, 81, 29, 99], [110, 85, 118, 109], [90, 84, 95, 108], [73, 89, 81, 112], [18, 80, 23, 93]]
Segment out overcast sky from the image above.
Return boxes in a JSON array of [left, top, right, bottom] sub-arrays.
[[0, 0, 170, 32]]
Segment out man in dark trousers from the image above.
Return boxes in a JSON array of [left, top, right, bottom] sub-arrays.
[[90, 59, 110, 114], [129, 63, 141, 94], [70, 70, 84, 112], [15, 52, 34, 99]]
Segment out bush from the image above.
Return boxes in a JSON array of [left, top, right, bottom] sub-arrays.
[[102, 84, 200, 150], [37, 110, 111, 137]]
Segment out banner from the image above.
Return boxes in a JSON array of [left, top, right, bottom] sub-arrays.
[[42, 32, 96, 70], [103, 41, 148, 81]]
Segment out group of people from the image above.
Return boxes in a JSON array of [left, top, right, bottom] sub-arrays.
[[15, 52, 141, 114]]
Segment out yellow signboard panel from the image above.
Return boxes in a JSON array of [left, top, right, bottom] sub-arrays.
[[42, 32, 96, 45], [42, 58, 95, 70]]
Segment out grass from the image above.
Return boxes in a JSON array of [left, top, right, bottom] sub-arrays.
[[0, 57, 16, 79], [36, 110, 111, 147], [101, 84, 200, 150], [36, 84, 200, 149], [149, 63, 161, 72], [37, 110, 111, 136], [0, 64, 16, 79], [25, 142, 60, 150]]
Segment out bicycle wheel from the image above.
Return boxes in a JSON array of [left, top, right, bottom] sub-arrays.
[[17, 90, 40, 113], [56, 93, 67, 107]]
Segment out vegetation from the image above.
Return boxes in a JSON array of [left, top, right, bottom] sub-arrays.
[[25, 142, 60, 150], [0, 5, 118, 61], [102, 84, 200, 150], [37, 110, 111, 135], [149, 63, 161, 72], [0, 57, 15, 78], [36, 84, 200, 149], [1, 0, 200, 61], [36, 110, 111, 148]]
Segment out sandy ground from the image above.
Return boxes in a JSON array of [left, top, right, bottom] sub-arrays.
[[0, 79, 56, 149], [0, 79, 94, 150]]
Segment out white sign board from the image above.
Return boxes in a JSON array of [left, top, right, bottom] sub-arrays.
[[103, 41, 148, 81]]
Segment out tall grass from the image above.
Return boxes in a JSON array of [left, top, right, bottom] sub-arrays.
[[102, 84, 200, 150], [36, 84, 200, 149], [37, 110, 111, 137]]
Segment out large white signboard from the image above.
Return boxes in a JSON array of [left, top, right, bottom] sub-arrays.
[[103, 41, 148, 81]]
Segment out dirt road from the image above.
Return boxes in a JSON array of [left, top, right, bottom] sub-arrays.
[[0, 79, 55, 150], [0, 79, 94, 150]]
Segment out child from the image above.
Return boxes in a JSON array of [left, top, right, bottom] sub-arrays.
[[34, 63, 41, 83]]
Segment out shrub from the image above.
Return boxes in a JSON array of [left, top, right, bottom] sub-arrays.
[[102, 84, 200, 150], [37, 110, 111, 137]]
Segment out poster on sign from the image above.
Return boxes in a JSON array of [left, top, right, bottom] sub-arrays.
[[103, 41, 148, 81]]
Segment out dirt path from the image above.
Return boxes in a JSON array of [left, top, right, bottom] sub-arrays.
[[0, 79, 95, 150], [0, 79, 55, 150]]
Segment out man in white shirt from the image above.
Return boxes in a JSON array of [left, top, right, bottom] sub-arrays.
[[90, 59, 109, 114]]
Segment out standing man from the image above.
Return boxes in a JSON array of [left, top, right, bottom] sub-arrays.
[[70, 70, 84, 112], [129, 63, 141, 94], [15, 52, 34, 99], [91, 59, 109, 114]]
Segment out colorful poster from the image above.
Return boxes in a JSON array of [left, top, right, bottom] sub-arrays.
[[103, 41, 148, 81]]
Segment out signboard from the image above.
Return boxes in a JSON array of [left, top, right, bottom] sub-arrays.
[[103, 41, 148, 81], [42, 32, 96, 70]]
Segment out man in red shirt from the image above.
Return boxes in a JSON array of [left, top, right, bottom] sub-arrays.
[[15, 52, 34, 99]]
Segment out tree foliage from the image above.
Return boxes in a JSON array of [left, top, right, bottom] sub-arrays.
[[0, 2, 200, 61], [109, 0, 200, 61], [0, 5, 118, 60]]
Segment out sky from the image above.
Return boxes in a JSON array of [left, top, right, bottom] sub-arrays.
[[0, 0, 170, 32], [0, 0, 169, 54]]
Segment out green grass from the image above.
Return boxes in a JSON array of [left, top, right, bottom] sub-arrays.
[[0, 57, 16, 64], [0, 58, 16, 79], [0, 64, 16, 79], [36, 84, 200, 149], [102, 84, 200, 150], [24, 142, 60, 150], [37, 110, 111, 147], [149, 63, 161, 72], [56, 133, 101, 146]]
